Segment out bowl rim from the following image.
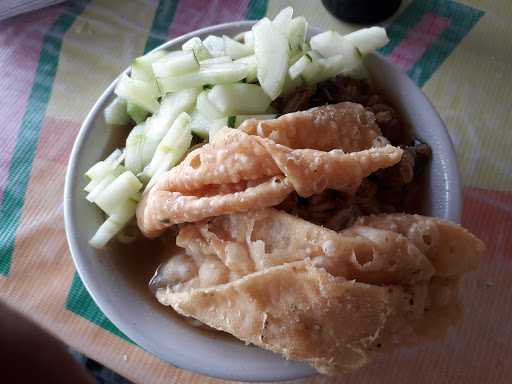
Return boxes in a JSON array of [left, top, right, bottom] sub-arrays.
[[64, 19, 462, 382]]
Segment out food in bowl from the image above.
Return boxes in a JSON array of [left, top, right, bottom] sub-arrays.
[[81, 7, 484, 376]]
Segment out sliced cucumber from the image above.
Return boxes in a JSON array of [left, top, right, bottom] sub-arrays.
[[310, 30, 342, 57], [272, 6, 293, 37], [301, 60, 323, 85], [190, 109, 210, 139], [85, 161, 111, 182], [127, 102, 149, 124], [152, 50, 199, 78], [316, 54, 345, 83], [310, 30, 362, 71], [182, 37, 211, 61], [253, 18, 288, 100], [243, 31, 254, 48], [233, 114, 276, 128], [207, 83, 271, 115], [288, 54, 310, 79], [85, 149, 125, 192], [94, 171, 142, 215], [104, 148, 124, 165], [288, 16, 307, 52], [223, 35, 253, 59], [89, 199, 138, 248], [125, 123, 147, 174], [114, 73, 159, 114], [157, 62, 249, 93], [344, 26, 389, 55], [200, 56, 232, 65], [190, 109, 228, 140], [203, 35, 225, 57], [235, 55, 257, 83], [196, 90, 224, 119], [131, 51, 164, 95], [104, 97, 130, 126], [86, 167, 125, 203], [131, 50, 166, 81], [158, 88, 200, 120], [141, 112, 193, 187], [141, 88, 199, 166]]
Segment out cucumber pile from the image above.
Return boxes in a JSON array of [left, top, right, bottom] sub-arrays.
[[87, 7, 389, 248]]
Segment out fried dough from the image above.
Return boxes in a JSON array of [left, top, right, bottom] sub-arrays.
[[239, 102, 383, 151], [137, 128, 402, 237], [154, 210, 483, 374]]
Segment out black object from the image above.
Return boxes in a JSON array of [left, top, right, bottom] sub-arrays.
[[322, 0, 402, 24]]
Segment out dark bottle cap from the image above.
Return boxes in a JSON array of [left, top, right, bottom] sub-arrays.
[[322, 0, 401, 25]]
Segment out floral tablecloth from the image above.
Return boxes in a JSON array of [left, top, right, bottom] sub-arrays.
[[0, 0, 510, 383]]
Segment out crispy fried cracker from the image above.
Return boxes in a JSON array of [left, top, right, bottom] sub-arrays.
[[239, 102, 382, 151], [137, 128, 402, 237]]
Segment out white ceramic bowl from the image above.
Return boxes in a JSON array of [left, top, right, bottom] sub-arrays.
[[64, 21, 462, 382]]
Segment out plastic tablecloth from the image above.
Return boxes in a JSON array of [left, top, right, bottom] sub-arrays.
[[0, 0, 510, 383]]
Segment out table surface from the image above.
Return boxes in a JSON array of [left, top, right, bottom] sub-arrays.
[[0, 0, 511, 383]]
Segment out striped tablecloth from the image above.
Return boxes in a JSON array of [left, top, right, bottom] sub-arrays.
[[0, 1, 510, 383]]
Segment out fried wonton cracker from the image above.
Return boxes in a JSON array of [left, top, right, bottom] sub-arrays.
[[137, 128, 402, 237], [154, 210, 483, 374], [239, 102, 383, 151]]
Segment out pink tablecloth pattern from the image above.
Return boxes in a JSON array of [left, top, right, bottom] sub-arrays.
[[0, 0, 510, 383]]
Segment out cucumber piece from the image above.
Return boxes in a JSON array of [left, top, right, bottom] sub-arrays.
[[235, 55, 257, 83], [142, 112, 193, 187], [85, 149, 125, 192], [158, 88, 200, 120], [89, 199, 137, 248], [301, 59, 323, 85], [152, 50, 199, 77], [310, 30, 342, 57], [196, 90, 224, 119], [94, 171, 142, 215], [190, 109, 228, 140], [131, 50, 166, 82], [114, 73, 159, 114], [223, 35, 253, 59], [207, 83, 271, 115], [253, 18, 288, 100], [288, 54, 310, 79], [190, 109, 210, 139], [344, 26, 389, 55], [127, 102, 148, 124], [141, 88, 199, 166], [157, 62, 249, 93], [288, 16, 307, 52], [131, 51, 164, 96], [125, 123, 147, 174], [104, 148, 124, 165], [85, 161, 110, 182], [203, 35, 225, 57], [289, 48, 305, 65], [200, 56, 232, 65], [233, 114, 276, 128], [86, 167, 124, 203], [310, 30, 362, 71], [182, 37, 211, 61], [243, 31, 254, 48], [104, 97, 130, 126], [272, 6, 293, 37], [315, 54, 345, 83]]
